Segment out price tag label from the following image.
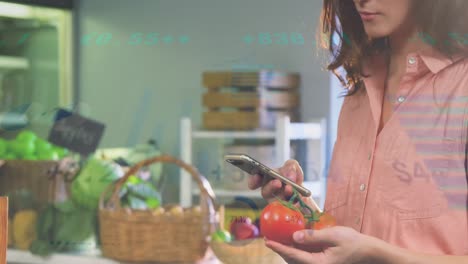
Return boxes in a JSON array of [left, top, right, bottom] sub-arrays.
[[48, 109, 105, 156]]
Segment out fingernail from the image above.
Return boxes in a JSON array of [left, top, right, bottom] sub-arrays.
[[293, 232, 304, 242]]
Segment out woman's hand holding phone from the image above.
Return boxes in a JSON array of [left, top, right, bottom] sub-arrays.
[[248, 159, 304, 202]]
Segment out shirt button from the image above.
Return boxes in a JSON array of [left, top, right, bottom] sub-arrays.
[[367, 153, 372, 160], [408, 57, 417, 65], [359, 184, 366, 192], [397, 96, 406, 103]]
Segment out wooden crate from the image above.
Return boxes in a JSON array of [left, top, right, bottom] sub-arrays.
[[203, 87, 299, 109], [201, 71, 300, 130], [202, 71, 300, 89]]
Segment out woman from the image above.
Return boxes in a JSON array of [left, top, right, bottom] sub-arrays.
[[249, 0, 468, 263]]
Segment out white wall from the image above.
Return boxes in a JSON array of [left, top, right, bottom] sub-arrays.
[[76, 0, 330, 202]]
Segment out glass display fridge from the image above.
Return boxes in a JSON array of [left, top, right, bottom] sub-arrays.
[[0, 0, 74, 139]]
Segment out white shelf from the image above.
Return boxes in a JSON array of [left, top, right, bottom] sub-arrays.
[[192, 122, 321, 140], [0, 56, 29, 70], [192, 130, 275, 139], [7, 249, 118, 264], [180, 116, 328, 209], [192, 181, 323, 200], [289, 122, 322, 140]]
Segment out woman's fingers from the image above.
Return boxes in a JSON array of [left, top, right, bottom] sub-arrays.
[[248, 174, 263, 190], [261, 179, 283, 200], [264, 239, 324, 264], [293, 229, 338, 247], [247, 159, 305, 201], [278, 159, 304, 185], [284, 185, 294, 198]]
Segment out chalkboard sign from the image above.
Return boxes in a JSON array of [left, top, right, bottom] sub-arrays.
[[48, 109, 105, 156]]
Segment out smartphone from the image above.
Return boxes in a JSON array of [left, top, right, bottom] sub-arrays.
[[224, 154, 311, 197]]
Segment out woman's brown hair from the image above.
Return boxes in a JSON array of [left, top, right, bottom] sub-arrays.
[[320, 0, 468, 95]]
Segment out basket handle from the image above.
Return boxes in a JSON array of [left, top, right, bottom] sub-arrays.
[[100, 155, 217, 211]]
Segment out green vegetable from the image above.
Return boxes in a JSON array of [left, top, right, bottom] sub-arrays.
[[127, 196, 147, 210], [127, 175, 141, 184], [127, 182, 160, 200], [23, 154, 38, 160], [4, 153, 16, 160], [53, 146, 68, 159], [127, 140, 163, 185], [16, 130, 37, 143], [0, 138, 7, 156], [0, 130, 70, 160], [146, 198, 160, 209], [71, 158, 122, 209], [35, 139, 52, 153], [120, 175, 161, 210], [211, 230, 232, 242], [31, 200, 97, 256], [37, 150, 59, 161], [10, 140, 35, 157]]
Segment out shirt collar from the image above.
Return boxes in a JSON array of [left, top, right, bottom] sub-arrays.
[[363, 46, 466, 76], [417, 47, 466, 74]]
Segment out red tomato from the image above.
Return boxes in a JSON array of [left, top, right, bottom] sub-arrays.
[[312, 212, 336, 230], [260, 201, 305, 245]]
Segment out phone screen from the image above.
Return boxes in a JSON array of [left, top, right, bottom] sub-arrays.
[[226, 155, 270, 177], [225, 154, 313, 197]]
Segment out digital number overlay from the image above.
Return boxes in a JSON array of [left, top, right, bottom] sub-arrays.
[[242, 32, 306, 46], [81, 33, 190, 46], [1, 32, 466, 48]]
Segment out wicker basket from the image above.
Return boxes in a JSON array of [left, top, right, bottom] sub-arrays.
[[210, 238, 286, 264], [99, 155, 221, 263]]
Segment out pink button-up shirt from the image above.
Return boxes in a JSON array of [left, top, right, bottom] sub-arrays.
[[325, 48, 468, 255]]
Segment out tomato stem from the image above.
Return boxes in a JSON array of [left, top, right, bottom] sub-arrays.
[[288, 192, 298, 204], [274, 194, 300, 212], [271, 187, 322, 224], [292, 189, 320, 224]]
